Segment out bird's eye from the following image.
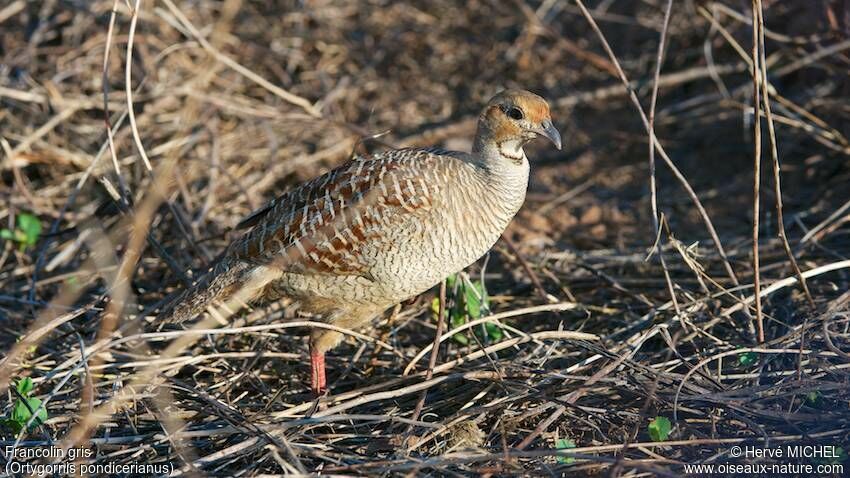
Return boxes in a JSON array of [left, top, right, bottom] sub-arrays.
[[506, 107, 524, 120]]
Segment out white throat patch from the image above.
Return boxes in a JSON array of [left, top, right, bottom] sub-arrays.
[[497, 139, 527, 164]]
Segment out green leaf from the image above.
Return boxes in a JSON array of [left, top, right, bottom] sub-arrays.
[[480, 283, 489, 310], [805, 390, 821, 405], [430, 297, 442, 320], [450, 310, 469, 345], [555, 438, 576, 464], [1, 418, 23, 434], [464, 282, 484, 319], [450, 332, 469, 345], [648, 416, 671, 442], [442, 275, 494, 346], [16, 377, 34, 396], [484, 322, 503, 341], [65, 275, 81, 292], [737, 352, 758, 367], [445, 273, 457, 291], [16, 213, 41, 246], [434, 285, 469, 345], [11, 397, 47, 430], [0, 229, 13, 240]]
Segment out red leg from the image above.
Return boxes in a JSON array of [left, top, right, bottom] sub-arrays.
[[310, 344, 327, 396]]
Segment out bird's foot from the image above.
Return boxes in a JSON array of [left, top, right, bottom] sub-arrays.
[[306, 389, 329, 416]]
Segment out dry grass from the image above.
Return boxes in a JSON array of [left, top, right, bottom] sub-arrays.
[[1, 0, 849, 475]]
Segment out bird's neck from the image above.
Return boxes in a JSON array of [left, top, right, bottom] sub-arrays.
[[472, 128, 530, 176], [473, 137, 525, 163], [470, 132, 530, 206], [465, 133, 530, 228]]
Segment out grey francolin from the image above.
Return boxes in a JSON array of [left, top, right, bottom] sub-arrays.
[[158, 89, 561, 395]]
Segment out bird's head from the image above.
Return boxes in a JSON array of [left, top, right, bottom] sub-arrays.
[[473, 89, 561, 161]]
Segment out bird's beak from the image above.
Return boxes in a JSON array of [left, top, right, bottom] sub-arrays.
[[536, 119, 562, 150]]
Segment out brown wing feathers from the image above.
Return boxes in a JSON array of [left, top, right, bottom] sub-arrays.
[[158, 149, 441, 323]]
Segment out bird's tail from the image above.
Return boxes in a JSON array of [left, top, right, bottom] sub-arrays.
[[157, 258, 258, 324]]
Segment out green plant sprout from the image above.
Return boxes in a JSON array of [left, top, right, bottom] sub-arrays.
[[432, 273, 503, 345], [648, 416, 671, 442], [1, 213, 42, 250], [555, 438, 577, 464], [2, 377, 48, 433]]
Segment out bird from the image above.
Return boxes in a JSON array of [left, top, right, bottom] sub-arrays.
[[157, 89, 561, 395]]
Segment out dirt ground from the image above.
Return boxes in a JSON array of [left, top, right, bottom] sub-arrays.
[[1, 0, 849, 475]]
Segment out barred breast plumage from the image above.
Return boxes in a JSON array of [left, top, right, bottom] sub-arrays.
[[157, 89, 562, 395]]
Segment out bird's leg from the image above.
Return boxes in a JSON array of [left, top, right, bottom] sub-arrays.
[[308, 328, 344, 397], [309, 342, 327, 396]]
